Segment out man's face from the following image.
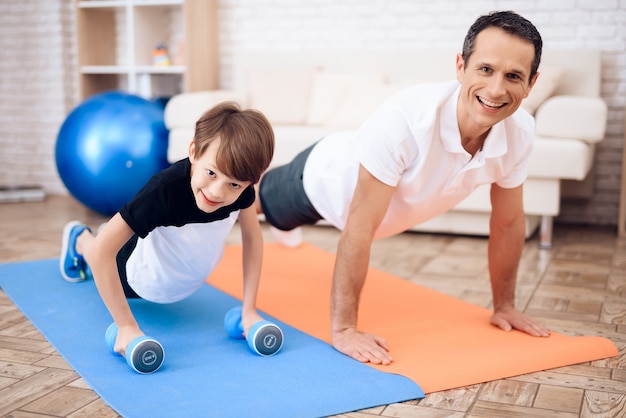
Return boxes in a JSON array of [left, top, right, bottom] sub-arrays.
[[456, 26, 538, 135]]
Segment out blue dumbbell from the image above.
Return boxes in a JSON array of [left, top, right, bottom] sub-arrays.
[[105, 323, 165, 374], [224, 306, 284, 356]]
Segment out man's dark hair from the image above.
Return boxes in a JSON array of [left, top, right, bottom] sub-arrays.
[[462, 11, 543, 83]]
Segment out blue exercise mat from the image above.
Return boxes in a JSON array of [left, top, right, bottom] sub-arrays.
[[0, 259, 423, 418]]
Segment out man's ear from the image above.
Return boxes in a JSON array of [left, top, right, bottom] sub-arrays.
[[188, 140, 196, 162], [455, 53, 465, 83], [524, 72, 540, 99]]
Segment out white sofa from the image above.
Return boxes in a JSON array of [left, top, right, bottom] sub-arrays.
[[164, 49, 607, 248]]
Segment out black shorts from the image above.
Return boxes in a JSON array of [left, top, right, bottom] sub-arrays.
[[116, 235, 141, 299], [259, 143, 322, 231]]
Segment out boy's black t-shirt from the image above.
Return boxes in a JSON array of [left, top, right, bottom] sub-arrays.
[[120, 158, 255, 238]]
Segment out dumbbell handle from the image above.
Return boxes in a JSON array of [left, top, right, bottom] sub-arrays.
[[224, 307, 284, 356], [105, 323, 165, 374]]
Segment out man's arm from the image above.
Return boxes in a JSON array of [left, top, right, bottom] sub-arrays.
[[331, 164, 396, 364], [488, 183, 550, 337]]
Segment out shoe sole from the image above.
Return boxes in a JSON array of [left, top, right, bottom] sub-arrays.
[[60, 220, 86, 283], [269, 226, 303, 248]]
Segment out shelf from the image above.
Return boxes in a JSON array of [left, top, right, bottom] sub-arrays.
[[76, 0, 218, 100], [78, 1, 124, 8], [78, 0, 183, 8], [81, 66, 130, 74], [134, 0, 184, 7], [134, 65, 185, 74], [81, 65, 185, 74]]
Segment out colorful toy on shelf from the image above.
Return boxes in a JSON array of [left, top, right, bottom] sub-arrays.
[[153, 43, 171, 67]]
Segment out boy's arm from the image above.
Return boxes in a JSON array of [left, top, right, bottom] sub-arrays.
[[237, 205, 265, 334], [89, 213, 144, 354]]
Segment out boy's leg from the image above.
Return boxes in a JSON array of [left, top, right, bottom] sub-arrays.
[[60, 221, 93, 282], [59, 221, 141, 299], [115, 235, 142, 299]]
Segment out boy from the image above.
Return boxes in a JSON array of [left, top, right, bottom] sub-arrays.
[[60, 101, 275, 357]]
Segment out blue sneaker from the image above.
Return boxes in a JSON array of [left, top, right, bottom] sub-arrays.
[[60, 221, 92, 283]]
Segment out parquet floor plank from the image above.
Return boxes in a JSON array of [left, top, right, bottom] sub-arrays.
[[533, 384, 584, 413], [20, 386, 99, 416], [580, 390, 626, 418], [469, 400, 580, 418], [0, 368, 78, 416], [67, 398, 121, 418], [382, 402, 467, 417]]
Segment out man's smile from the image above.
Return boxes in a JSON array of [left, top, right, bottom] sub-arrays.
[[477, 96, 507, 109]]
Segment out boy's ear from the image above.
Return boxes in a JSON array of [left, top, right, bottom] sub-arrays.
[[188, 140, 196, 162]]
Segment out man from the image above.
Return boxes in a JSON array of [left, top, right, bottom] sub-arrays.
[[257, 10, 551, 365]]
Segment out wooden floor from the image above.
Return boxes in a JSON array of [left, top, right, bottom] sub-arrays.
[[0, 195, 624, 417]]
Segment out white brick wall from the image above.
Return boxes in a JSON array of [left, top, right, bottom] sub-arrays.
[[0, 0, 76, 195], [0, 0, 624, 227]]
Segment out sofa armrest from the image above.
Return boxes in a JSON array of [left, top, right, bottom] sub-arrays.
[[164, 90, 247, 130], [534, 96, 607, 143]]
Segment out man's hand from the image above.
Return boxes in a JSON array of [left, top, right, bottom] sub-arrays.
[[490, 305, 550, 337], [332, 327, 393, 365]]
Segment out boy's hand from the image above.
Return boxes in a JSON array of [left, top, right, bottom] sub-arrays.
[[240, 310, 265, 338], [115, 324, 144, 356], [332, 327, 393, 365]]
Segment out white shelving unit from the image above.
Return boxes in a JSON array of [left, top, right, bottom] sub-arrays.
[[76, 0, 218, 100]]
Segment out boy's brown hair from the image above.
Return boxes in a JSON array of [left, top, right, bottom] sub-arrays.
[[192, 101, 274, 184]]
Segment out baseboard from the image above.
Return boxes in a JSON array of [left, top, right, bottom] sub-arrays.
[[0, 185, 46, 203]]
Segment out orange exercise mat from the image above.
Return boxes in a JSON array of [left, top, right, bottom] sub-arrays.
[[207, 243, 618, 393]]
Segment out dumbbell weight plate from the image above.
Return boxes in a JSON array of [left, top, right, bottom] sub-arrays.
[[249, 321, 284, 356], [105, 323, 164, 374], [126, 337, 164, 374]]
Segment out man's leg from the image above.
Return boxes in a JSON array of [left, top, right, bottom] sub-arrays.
[[257, 143, 322, 246]]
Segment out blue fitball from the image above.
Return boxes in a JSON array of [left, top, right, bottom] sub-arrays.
[[55, 91, 170, 216]]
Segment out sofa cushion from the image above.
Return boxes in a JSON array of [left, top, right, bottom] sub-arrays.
[[164, 90, 247, 129], [328, 83, 408, 129], [521, 65, 565, 115], [528, 136, 593, 180], [167, 127, 194, 163], [306, 71, 387, 126], [246, 66, 316, 125], [534, 96, 607, 143], [270, 125, 337, 167]]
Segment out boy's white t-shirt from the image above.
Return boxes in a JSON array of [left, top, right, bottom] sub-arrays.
[[302, 81, 535, 240], [126, 212, 238, 303]]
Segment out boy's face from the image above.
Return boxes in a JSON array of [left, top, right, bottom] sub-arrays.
[[455, 26, 538, 135], [188, 138, 251, 213]]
